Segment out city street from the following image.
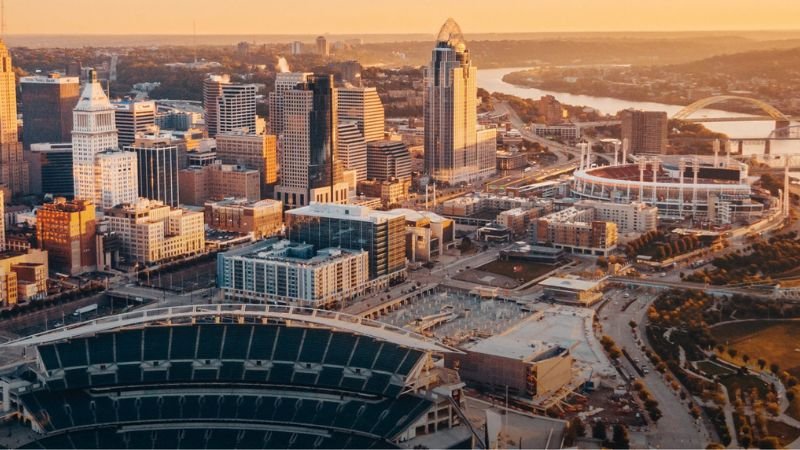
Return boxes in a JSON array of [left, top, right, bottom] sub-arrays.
[[600, 287, 712, 448]]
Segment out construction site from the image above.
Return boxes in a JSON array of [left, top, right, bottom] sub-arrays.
[[375, 288, 618, 413]]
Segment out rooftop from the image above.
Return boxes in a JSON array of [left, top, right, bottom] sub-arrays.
[[286, 203, 404, 224], [539, 276, 601, 292]]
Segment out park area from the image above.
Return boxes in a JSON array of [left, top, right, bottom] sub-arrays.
[[453, 258, 563, 288], [711, 320, 800, 378]]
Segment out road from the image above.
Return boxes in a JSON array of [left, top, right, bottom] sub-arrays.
[[600, 288, 712, 449]]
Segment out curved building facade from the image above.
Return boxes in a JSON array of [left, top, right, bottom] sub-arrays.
[[571, 156, 763, 224]]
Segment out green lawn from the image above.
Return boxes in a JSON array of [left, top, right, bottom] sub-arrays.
[[712, 320, 800, 378], [477, 259, 561, 283], [720, 373, 769, 397]]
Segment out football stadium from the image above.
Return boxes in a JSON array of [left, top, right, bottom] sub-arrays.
[[1, 304, 477, 449]]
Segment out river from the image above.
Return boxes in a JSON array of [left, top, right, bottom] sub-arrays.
[[477, 67, 800, 157]]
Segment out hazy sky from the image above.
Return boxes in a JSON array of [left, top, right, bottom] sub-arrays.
[[6, 0, 800, 35]]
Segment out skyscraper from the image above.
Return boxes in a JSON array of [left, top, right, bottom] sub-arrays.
[[217, 83, 258, 135], [423, 18, 485, 185], [127, 135, 180, 207], [203, 74, 229, 138], [337, 121, 367, 182], [620, 109, 668, 154], [72, 69, 120, 205], [20, 73, 80, 147], [0, 41, 29, 196], [113, 99, 156, 147], [25, 143, 74, 196], [268, 72, 311, 136], [337, 86, 385, 143], [316, 36, 329, 56], [275, 75, 348, 208]]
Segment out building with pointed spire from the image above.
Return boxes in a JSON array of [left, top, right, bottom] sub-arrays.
[[0, 40, 29, 196], [423, 18, 494, 185], [72, 69, 137, 209]]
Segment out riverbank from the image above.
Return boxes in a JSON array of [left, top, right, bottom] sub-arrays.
[[501, 69, 768, 117]]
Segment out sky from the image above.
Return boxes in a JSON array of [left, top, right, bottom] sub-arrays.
[[5, 0, 800, 35]]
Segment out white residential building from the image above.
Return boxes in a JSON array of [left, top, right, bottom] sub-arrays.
[[217, 239, 370, 307], [575, 200, 658, 233]]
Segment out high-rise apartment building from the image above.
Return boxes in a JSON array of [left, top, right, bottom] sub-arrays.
[[72, 70, 121, 206], [20, 73, 80, 147], [337, 87, 384, 142], [424, 19, 489, 185], [316, 36, 329, 56], [25, 143, 73, 196], [285, 203, 406, 282], [218, 239, 369, 307], [268, 72, 311, 136], [94, 150, 138, 209], [105, 199, 205, 265], [620, 109, 668, 154], [337, 121, 367, 182], [126, 135, 180, 206], [476, 127, 498, 179], [217, 83, 258, 135], [36, 197, 97, 275], [367, 140, 412, 181], [275, 75, 348, 208], [112, 99, 156, 147], [216, 132, 278, 197], [203, 74, 229, 138], [0, 41, 29, 196]]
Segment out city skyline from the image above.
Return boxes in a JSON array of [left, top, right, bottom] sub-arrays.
[[3, 0, 800, 36]]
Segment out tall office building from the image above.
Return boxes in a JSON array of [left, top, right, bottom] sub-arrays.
[[423, 18, 487, 185], [337, 121, 367, 182], [202, 74, 229, 138], [339, 61, 362, 87], [0, 41, 29, 196], [25, 143, 74, 196], [275, 75, 348, 208], [94, 150, 138, 209], [72, 69, 120, 205], [268, 72, 311, 136], [285, 203, 406, 282], [316, 36, 329, 56], [126, 135, 180, 207], [620, 109, 668, 154], [113, 99, 156, 147], [35, 197, 97, 275], [218, 83, 258, 135], [20, 73, 80, 147], [367, 140, 412, 181], [337, 86, 384, 142], [216, 132, 278, 197]]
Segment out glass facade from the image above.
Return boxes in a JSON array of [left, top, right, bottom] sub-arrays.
[[286, 213, 405, 280]]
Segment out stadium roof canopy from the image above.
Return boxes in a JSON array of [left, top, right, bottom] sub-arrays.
[[4, 303, 459, 354]]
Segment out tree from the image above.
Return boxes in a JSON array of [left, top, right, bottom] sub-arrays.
[[742, 354, 750, 365], [727, 348, 738, 359], [610, 424, 630, 449], [592, 421, 607, 441], [758, 358, 767, 370], [770, 363, 780, 374], [459, 236, 473, 252]]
